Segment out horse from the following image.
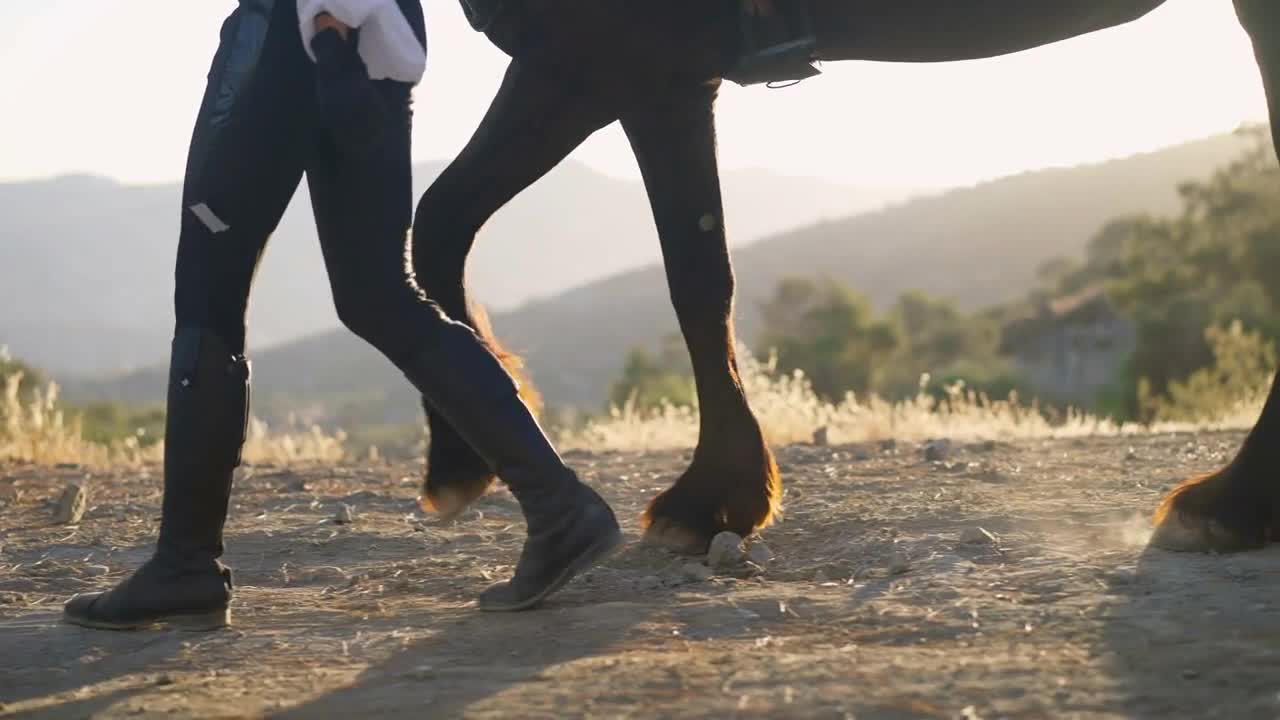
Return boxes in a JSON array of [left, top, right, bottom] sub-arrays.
[[409, 0, 1280, 555]]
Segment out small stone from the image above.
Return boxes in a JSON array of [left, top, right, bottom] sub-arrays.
[[922, 438, 952, 462], [54, 483, 88, 525], [334, 504, 355, 524], [707, 532, 746, 569], [958, 527, 998, 545], [879, 438, 897, 453], [887, 552, 911, 576], [84, 564, 111, 577], [155, 674, 175, 686], [681, 563, 714, 582], [746, 541, 774, 567], [636, 575, 662, 591], [812, 426, 829, 447], [853, 450, 870, 461]]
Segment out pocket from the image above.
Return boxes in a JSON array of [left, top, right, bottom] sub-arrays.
[[208, 5, 272, 131]]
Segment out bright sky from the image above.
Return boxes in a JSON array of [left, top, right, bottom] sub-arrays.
[[0, 0, 1269, 190]]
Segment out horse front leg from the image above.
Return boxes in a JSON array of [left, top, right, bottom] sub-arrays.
[[412, 61, 615, 519], [620, 83, 782, 554], [1151, 1, 1280, 551]]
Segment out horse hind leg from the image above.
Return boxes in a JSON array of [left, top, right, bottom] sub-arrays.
[[1150, 370, 1279, 551], [1151, 3, 1280, 551], [419, 302, 543, 520], [411, 60, 614, 519]]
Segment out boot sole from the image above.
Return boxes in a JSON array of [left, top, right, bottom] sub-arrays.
[[479, 527, 624, 613], [62, 607, 230, 632]]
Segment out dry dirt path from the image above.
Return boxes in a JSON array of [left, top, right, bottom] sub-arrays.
[[2, 432, 1279, 718]]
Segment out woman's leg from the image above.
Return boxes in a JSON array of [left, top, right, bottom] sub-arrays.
[[306, 71, 621, 612], [64, 0, 311, 631]]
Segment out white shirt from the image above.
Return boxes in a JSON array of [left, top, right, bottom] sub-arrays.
[[298, 0, 427, 83]]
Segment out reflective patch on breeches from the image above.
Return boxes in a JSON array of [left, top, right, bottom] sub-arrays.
[[189, 202, 231, 234]]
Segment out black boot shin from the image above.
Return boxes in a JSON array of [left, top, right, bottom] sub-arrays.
[[405, 319, 621, 610], [63, 329, 248, 631]]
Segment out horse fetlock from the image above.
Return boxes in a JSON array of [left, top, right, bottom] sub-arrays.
[[1150, 464, 1274, 553], [641, 449, 781, 554]]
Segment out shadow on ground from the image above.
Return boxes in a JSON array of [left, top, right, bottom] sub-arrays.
[[1098, 542, 1280, 718]]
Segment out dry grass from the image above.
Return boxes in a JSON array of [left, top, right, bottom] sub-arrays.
[[0, 373, 144, 468], [558, 347, 1267, 452], [0, 373, 348, 469], [241, 416, 347, 466], [3, 344, 1268, 467]]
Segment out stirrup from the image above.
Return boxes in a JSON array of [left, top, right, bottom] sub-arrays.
[[724, 3, 822, 87]]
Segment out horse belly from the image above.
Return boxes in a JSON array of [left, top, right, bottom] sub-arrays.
[[812, 0, 1169, 63]]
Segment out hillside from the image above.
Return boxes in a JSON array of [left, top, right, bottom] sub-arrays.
[[496, 129, 1261, 408], [1, 161, 889, 377], [63, 130, 1259, 417]]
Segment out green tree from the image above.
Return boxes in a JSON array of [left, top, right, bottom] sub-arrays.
[[608, 333, 694, 410], [1013, 125, 1280, 419], [757, 276, 899, 399], [882, 291, 1023, 400], [1142, 320, 1276, 422]]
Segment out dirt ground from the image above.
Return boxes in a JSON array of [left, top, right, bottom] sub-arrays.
[[2, 432, 1279, 719]]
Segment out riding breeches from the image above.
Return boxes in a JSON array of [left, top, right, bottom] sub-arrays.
[[174, 0, 452, 368]]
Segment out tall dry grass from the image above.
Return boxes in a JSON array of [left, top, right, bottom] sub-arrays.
[[4, 341, 1267, 467], [0, 372, 347, 469], [557, 347, 1266, 452]]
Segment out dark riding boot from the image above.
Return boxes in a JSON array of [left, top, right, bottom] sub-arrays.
[[724, 2, 822, 86], [311, 27, 391, 157], [63, 329, 248, 631], [404, 320, 622, 611]]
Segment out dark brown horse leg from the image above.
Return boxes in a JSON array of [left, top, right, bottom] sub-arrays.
[[620, 82, 782, 554], [1151, 0, 1280, 552], [412, 62, 615, 518]]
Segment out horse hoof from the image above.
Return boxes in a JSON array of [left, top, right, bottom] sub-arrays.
[[1149, 470, 1269, 553], [641, 518, 710, 556], [1149, 507, 1260, 553]]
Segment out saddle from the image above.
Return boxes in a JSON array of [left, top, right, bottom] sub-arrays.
[[457, 0, 820, 87], [724, 1, 822, 87]]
